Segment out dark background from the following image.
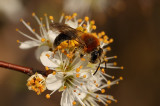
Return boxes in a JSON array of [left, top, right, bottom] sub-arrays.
[[0, 0, 159, 106]]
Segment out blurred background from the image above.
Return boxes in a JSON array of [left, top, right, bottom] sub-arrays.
[[0, 0, 160, 106]]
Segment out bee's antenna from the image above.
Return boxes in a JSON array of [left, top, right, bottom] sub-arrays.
[[93, 58, 101, 75]]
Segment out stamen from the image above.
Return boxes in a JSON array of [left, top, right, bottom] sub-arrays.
[[46, 94, 50, 99]]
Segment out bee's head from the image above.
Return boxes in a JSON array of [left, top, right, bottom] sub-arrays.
[[90, 47, 103, 63]]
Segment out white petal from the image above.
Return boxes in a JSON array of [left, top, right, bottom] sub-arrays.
[[48, 30, 60, 43], [19, 40, 40, 49], [65, 20, 78, 29], [40, 51, 60, 67], [46, 74, 62, 90], [35, 46, 49, 61]]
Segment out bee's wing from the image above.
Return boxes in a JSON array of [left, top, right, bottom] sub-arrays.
[[50, 23, 86, 46]]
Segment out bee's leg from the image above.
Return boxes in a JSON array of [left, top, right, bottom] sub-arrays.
[[80, 53, 84, 58]]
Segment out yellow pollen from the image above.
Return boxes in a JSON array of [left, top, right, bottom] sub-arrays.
[[107, 100, 112, 104], [65, 16, 68, 19], [96, 84, 98, 87], [84, 16, 89, 21], [121, 66, 124, 70], [98, 100, 101, 102], [101, 68, 105, 73], [17, 40, 20, 43], [83, 24, 86, 27], [16, 28, 19, 31], [90, 20, 95, 25], [52, 71, 56, 75], [76, 68, 80, 72], [114, 56, 117, 58], [20, 18, 24, 22], [64, 86, 67, 89], [76, 26, 83, 31], [79, 65, 83, 69], [94, 80, 96, 83], [109, 38, 114, 43], [92, 25, 96, 30], [32, 12, 35, 16], [57, 46, 62, 49], [72, 101, 76, 105], [44, 13, 47, 16], [81, 58, 85, 61], [61, 49, 65, 53], [40, 17, 43, 21], [49, 16, 54, 20], [106, 47, 111, 51], [113, 62, 117, 66], [96, 95, 99, 98], [120, 76, 123, 80], [83, 75, 86, 78], [80, 83, 83, 86], [116, 81, 119, 84], [41, 38, 46, 42], [32, 29, 35, 32], [112, 76, 115, 79], [107, 80, 111, 84], [76, 73, 80, 78], [115, 100, 118, 103], [46, 94, 50, 99], [46, 54, 50, 58], [72, 13, 77, 17], [101, 31, 105, 35], [78, 93, 81, 95], [45, 66, 49, 71], [61, 13, 65, 16], [101, 89, 105, 93], [78, 19, 82, 23]]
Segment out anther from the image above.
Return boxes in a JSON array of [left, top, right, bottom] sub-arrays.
[[101, 89, 105, 93], [72, 101, 76, 105], [46, 94, 50, 99], [52, 71, 56, 75], [120, 76, 123, 80], [32, 12, 35, 16]]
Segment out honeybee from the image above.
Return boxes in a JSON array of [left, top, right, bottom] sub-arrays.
[[51, 23, 103, 64]]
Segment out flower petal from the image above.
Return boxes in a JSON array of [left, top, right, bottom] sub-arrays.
[[65, 20, 78, 29], [48, 30, 60, 43], [35, 46, 49, 60], [19, 40, 40, 49], [46, 74, 63, 91], [40, 51, 60, 67]]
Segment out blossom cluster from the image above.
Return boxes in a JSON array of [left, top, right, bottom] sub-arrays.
[[16, 12, 123, 106]]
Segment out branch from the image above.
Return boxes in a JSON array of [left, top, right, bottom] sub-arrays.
[[0, 61, 47, 76]]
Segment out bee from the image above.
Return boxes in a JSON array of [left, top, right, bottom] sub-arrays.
[[50, 23, 103, 65]]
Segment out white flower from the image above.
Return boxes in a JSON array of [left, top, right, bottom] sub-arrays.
[[27, 73, 46, 95], [21, 13, 123, 106]]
